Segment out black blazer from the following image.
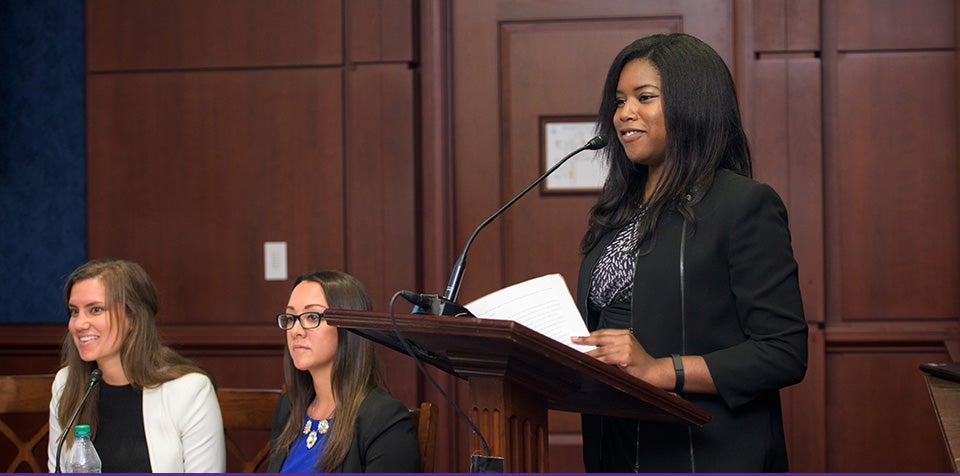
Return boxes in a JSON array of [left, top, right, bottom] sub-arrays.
[[267, 387, 419, 473], [577, 169, 808, 472]]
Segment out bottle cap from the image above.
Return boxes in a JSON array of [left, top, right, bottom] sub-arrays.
[[74, 424, 91, 438]]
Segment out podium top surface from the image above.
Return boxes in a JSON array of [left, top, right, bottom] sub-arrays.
[[324, 309, 710, 427]]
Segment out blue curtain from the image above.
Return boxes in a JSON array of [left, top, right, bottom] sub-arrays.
[[0, 0, 86, 323]]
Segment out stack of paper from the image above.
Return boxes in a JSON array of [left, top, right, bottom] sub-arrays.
[[464, 274, 595, 352]]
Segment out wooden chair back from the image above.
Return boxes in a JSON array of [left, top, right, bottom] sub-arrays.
[[410, 401, 438, 472], [0, 374, 55, 472], [217, 387, 282, 472]]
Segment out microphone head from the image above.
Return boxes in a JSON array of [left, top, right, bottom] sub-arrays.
[[89, 368, 103, 384], [584, 135, 607, 150]]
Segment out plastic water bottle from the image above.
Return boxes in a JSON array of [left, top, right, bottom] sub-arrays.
[[65, 424, 102, 473]]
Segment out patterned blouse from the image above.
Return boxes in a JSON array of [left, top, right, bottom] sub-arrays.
[[588, 207, 647, 310]]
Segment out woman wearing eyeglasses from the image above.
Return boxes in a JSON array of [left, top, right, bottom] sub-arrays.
[[267, 270, 419, 473]]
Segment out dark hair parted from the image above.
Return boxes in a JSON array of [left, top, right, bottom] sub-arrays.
[[582, 33, 752, 254], [58, 259, 210, 448], [270, 270, 382, 472]]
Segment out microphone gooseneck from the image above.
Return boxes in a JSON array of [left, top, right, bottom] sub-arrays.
[[440, 134, 607, 306], [54, 368, 103, 473]]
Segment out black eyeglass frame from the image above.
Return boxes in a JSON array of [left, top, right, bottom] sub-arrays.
[[276, 311, 325, 330]]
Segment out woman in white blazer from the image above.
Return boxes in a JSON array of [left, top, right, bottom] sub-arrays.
[[47, 259, 225, 472]]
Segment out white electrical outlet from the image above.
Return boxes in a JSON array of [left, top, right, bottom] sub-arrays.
[[264, 241, 288, 281]]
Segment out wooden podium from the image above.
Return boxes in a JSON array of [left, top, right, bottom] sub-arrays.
[[323, 309, 711, 472]]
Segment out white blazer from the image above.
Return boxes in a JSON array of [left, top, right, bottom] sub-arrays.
[[47, 367, 226, 472]]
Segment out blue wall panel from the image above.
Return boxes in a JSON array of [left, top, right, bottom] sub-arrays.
[[0, 0, 86, 323]]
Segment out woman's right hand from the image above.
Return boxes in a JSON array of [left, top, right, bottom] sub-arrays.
[[572, 329, 666, 383]]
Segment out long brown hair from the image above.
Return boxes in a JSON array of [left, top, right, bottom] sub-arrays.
[[57, 259, 210, 448], [270, 270, 383, 472]]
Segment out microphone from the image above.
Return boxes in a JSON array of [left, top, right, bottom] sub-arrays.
[[54, 368, 102, 473], [406, 134, 607, 316]]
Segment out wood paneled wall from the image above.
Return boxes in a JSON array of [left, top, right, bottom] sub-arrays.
[[820, 0, 958, 471], [3, 0, 960, 472], [737, 0, 828, 470]]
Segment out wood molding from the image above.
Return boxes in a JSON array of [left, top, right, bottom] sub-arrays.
[[0, 323, 282, 352], [0, 325, 63, 350], [825, 323, 960, 348]]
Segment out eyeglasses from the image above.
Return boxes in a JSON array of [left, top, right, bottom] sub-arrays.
[[276, 312, 325, 330]]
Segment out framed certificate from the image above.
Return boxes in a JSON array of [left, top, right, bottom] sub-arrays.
[[540, 116, 608, 193]]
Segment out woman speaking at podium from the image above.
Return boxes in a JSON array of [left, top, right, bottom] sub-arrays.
[[572, 33, 808, 472]]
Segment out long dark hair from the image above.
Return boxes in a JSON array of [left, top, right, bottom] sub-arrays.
[[581, 33, 752, 254], [58, 259, 209, 448], [270, 271, 382, 472]]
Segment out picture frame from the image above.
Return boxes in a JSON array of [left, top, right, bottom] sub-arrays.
[[539, 116, 608, 193]]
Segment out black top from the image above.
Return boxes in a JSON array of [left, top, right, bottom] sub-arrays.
[[577, 170, 808, 472], [94, 382, 152, 473], [267, 387, 419, 473]]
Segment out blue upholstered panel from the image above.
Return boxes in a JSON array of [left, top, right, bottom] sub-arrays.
[[0, 0, 86, 323]]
